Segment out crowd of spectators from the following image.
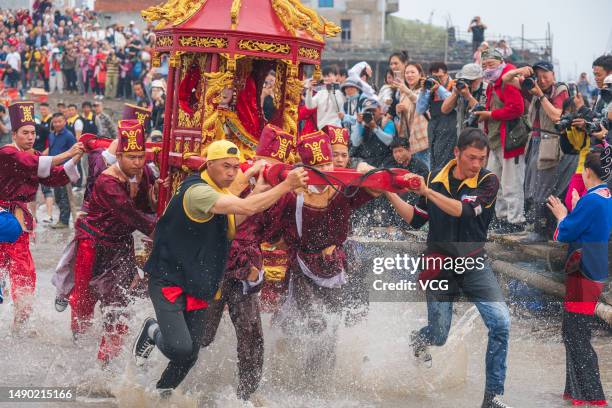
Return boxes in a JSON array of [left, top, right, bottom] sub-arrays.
[[0, 4, 167, 101]]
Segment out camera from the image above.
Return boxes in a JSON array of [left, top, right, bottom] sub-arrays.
[[521, 76, 537, 92], [362, 110, 375, 124], [424, 77, 438, 90], [555, 113, 577, 132], [456, 78, 472, 91], [326, 82, 340, 92], [463, 104, 486, 128], [567, 82, 578, 99]]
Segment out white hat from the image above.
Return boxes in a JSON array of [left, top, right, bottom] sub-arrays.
[[151, 80, 166, 91], [129, 21, 135, 25]]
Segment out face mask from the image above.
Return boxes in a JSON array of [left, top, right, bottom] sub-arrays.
[[483, 63, 505, 83]]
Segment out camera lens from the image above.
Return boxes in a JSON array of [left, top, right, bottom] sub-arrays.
[[424, 78, 436, 90], [522, 77, 536, 91], [456, 81, 467, 90]]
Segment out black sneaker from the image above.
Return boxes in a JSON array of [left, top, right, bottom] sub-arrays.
[[133, 317, 158, 366], [482, 392, 513, 408], [55, 296, 68, 312], [409, 330, 432, 368]]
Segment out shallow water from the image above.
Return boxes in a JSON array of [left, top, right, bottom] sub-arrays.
[[1, 215, 611, 408]]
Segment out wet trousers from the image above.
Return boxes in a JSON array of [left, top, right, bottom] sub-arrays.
[[562, 311, 607, 406], [149, 277, 207, 390], [69, 237, 129, 363], [200, 279, 264, 400], [0, 232, 35, 324]]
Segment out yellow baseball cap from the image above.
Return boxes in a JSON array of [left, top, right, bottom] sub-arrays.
[[204, 140, 242, 161]]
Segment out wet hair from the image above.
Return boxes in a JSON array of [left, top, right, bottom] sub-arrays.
[[388, 50, 409, 66], [592, 55, 612, 72], [584, 151, 607, 180], [429, 62, 448, 74], [322, 66, 337, 77], [457, 128, 489, 151], [390, 136, 410, 150]]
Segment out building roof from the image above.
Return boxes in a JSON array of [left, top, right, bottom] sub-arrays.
[[142, 0, 340, 44]]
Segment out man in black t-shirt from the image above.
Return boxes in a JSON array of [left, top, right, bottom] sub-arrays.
[[468, 16, 487, 52], [385, 129, 511, 408]]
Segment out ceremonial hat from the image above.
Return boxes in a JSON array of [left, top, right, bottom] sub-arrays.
[[323, 125, 349, 150], [256, 124, 295, 163], [8, 101, 36, 131], [117, 120, 145, 154], [297, 131, 333, 166], [122, 103, 152, 127], [205, 140, 241, 161]]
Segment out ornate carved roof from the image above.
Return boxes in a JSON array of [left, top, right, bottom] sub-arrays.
[[142, 0, 340, 43]]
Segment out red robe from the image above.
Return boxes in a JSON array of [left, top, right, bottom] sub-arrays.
[[0, 145, 76, 228], [280, 188, 374, 281], [0, 145, 77, 324], [71, 166, 156, 362]]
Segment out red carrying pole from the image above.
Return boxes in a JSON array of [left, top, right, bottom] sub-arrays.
[[157, 63, 177, 216]]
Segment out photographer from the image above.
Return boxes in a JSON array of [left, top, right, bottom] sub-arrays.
[[394, 62, 430, 168], [416, 62, 456, 171], [305, 66, 345, 130], [350, 98, 395, 167], [506, 61, 576, 242], [441, 63, 487, 136], [339, 78, 367, 135], [348, 61, 376, 99], [471, 50, 526, 233], [557, 92, 592, 212], [468, 16, 487, 53]]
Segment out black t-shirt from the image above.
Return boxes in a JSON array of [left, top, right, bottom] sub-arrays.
[[411, 164, 499, 256], [471, 24, 485, 43]]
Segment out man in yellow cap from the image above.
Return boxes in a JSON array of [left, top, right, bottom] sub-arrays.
[[133, 140, 308, 396]]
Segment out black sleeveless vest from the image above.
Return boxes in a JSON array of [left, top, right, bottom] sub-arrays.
[[145, 174, 230, 301]]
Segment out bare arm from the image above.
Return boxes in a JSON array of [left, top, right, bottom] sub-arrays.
[[50, 142, 84, 166], [424, 188, 463, 217], [385, 192, 415, 223], [441, 89, 459, 114], [211, 168, 307, 216]]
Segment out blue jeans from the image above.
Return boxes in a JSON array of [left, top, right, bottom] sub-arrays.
[[417, 262, 510, 395]]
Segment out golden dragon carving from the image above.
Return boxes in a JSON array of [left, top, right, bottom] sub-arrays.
[[142, 0, 207, 29], [271, 0, 340, 42]]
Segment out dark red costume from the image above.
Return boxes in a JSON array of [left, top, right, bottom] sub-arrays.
[[0, 101, 79, 325], [68, 120, 156, 362]]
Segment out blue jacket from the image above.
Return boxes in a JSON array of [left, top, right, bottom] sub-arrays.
[[0, 209, 22, 243], [554, 184, 612, 282]]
